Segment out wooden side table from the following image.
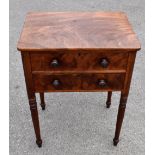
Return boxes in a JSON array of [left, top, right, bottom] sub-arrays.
[[17, 12, 141, 147]]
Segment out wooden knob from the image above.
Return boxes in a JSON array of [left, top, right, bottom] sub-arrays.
[[98, 79, 106, 87], [50, 59, 59, 67], [52, 79, 60, 86], [100, 58, 109, 68]]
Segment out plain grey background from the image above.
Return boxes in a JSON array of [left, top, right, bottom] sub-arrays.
[[10, 0, 144, 154]]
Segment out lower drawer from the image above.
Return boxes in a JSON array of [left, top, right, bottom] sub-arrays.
[[33, 73, 125, 92]]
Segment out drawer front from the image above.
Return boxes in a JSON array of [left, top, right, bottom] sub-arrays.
[[30, 51, 128, 71], [82, 73, 125, 90], [33, 74, 82, 91], [33, 73, 125, 92]]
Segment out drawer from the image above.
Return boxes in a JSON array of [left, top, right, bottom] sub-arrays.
[[33, 73, 125, 92], [82, 73, 125, 90], [33, 74, 82, 91], [30, 51, 128, 71]]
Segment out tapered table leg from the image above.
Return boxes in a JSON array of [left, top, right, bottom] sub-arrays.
[[22, 52, 42, 147], [106, 91, 112, 108], [113, 92, 127, 146], [113, 52, 136, 146], [29, 97, 42, 147], [40, 93, 46, 110]]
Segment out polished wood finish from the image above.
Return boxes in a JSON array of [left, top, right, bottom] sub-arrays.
[[82, 73, 125, 91], [33, 73, 125, 92], [17, 12, 141, 147], [30, 51, 128, 71], [113, 51, 137, 146], [17, 12, 140, 51], [21, 52, 42, 147]]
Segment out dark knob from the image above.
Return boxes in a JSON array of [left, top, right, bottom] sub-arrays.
[[52, 79, 60, 86], [98, 79, 106, 87], [50, 59, 59, 67], [100, 58, 109, 68]]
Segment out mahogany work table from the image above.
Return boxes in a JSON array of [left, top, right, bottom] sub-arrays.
[[17, 12, 141, 147]]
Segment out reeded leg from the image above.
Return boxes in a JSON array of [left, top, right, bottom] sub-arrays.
[[113, 93, 127, 146], [29, 97, 42, 147], [40, 93, 46, 110], [106, 91, 112, 108]]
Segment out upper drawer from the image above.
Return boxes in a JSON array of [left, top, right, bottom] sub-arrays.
[[30, 51, 128, 71]]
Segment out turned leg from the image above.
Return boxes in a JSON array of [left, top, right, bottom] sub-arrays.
[[113, 52, 136, 146], [22, 52, 42, 147], [106, 91, 112, 108], [40, 93, 46, 110], [29, 97, 42, 147], [113, 92, 127, 146]]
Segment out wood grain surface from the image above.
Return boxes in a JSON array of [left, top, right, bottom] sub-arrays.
[[30, 51, 128, 71], [17, 12, 141, 51], [18, 12, 141, 147], [33, 73, 125, 92]]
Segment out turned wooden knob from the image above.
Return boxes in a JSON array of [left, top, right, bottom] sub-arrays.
[[100, 58, 109, 68], [52, 80, 60, 86], [98, 79, 106, 87], [50, 59, 59, 67]]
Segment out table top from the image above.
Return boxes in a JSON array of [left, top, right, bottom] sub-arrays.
[[17, 12, 141, 52]]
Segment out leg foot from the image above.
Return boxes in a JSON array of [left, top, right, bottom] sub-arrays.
[[41, 104, 45, 110], [106, 91, 112, 108], [36, 139, 42, 148], [113, 138, 119, 146], [40, 93, 46, 110], [106, 101, 111, 108]]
